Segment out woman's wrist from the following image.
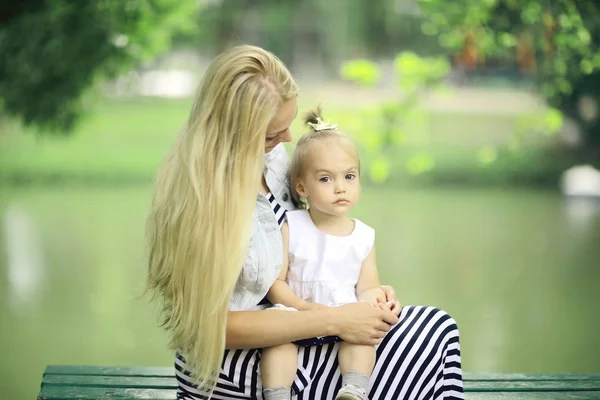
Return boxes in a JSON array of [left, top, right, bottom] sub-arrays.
[[317, 306, 339, 336]]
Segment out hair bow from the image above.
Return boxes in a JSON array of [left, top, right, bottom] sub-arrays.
[[307, 117, 338, 132]]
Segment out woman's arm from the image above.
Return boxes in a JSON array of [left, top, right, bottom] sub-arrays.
[[226, 308, 332, 349], [356, 245, 386, 304], [226, 300, 398, 349]]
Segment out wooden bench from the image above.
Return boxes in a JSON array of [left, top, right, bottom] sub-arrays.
[[37, 365, 600, 399]]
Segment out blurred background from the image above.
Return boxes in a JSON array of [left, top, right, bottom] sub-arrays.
[[1, 0, 600, 398]]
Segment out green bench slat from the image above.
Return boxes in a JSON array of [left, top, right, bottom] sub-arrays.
[[39, 366, 600, 399], [45, 365, 174, 377], [41, 374, 600, 392], [38, 386, 176, 400], [465, 393, 600, 400], [39, 389, 599, 400], [466, 380, 600, 392], [45, 366, 600, 382], [464, 373, 600, 382], [43, 375, 177, 389]]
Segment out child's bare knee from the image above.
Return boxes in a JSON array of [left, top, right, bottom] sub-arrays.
[[264, 343, 297, 358]]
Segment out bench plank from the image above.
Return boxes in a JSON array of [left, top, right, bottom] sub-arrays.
[[42, 374, 600, 392], [43, 375, 177, 389], [45, 365, 174, 377], [45, 366, 600, 382], [39, 366, 600, 400], [38, 386, 176, 400], [466, 380, 600, 391], [465, 393, 600, 399], [464, 373, 600, 382]]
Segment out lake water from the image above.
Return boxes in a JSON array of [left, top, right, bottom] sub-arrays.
[[1, 185, 599, 399]]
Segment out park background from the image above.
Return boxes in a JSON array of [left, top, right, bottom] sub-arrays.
[[1, 1, 599, 399]]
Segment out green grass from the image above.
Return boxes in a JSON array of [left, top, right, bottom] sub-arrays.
[[0, 95, 570, 185], [0, 98, 191, 184]]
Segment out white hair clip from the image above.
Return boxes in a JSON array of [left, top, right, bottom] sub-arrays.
[[307, 117, 338, 132]]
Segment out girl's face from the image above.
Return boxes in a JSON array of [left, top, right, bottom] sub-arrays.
[[295, 138, 361, 217], [265, 98, 297, 153]]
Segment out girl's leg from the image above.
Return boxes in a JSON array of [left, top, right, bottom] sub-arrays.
[[260, 343, 298, 400], [338, 342, 376, 375], [336, 342, 376, 400], [260, 307, 300, 399]]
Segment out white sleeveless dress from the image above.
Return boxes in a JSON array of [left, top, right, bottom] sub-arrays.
[[286, 209, 375, 307]]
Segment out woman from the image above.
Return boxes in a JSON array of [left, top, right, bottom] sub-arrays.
[[146, 45, 463, 400]]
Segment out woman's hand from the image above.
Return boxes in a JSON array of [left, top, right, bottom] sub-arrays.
[[330, 301, 398, 346], [380, 285, 402, 316]]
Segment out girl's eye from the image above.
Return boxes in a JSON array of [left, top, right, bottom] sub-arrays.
[[345, 173, 356, 180], [266, 137, 276, 142], [319, 177, 331, 183]]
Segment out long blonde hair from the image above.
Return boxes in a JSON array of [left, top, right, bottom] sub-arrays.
[[146, 45, 298, 393]]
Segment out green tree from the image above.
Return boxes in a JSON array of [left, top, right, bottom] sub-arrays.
[[0, 0, 197, 133], [188, 0, 441, 74], [341, 53, 451, 183], [418, 0, 600, 152]]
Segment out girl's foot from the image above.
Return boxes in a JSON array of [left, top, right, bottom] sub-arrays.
[[335, 384, 368, 400]]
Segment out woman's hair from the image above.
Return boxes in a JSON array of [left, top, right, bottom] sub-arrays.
[[290, 106, 359, 208], [145, 45, 298, 392]]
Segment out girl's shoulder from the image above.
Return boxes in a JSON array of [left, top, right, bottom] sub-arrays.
[[286, 209, 311, 227], [351, 218, 375, 245]]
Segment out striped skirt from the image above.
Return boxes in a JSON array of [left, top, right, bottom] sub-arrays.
[[176, 305, 463, 400]]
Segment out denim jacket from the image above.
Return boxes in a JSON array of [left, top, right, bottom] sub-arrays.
[[228, 144, 296, 311]]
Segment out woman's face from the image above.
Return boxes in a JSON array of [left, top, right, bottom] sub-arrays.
[[265, 98, 298, 153]]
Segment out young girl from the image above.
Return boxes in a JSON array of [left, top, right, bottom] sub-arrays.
[[260, 108, 392, 400]]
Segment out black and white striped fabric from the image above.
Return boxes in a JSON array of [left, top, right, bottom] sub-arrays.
[[175, 193, 464, 400], [265, 192, 287, 227]]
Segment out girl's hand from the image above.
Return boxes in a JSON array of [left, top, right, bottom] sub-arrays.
[[380, 285, 402, 316], [330, 301, 398, 346], [373, 298, 392, 312]]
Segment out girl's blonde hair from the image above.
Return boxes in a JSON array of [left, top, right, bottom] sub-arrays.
[[145, 45, 298, 393], [290, 106, 359, 208]]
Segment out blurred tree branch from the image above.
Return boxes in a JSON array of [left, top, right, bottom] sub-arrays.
[[0, 0, 198, 134], [419, 0, 600, 151]]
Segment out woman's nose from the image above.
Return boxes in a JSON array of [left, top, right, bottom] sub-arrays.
[[279, 129, 292, 143]]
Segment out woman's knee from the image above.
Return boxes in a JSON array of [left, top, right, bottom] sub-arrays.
[[433, 307, 460, 332], [393, 306, 460, 335]]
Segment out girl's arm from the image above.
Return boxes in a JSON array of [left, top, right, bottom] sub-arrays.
[[266, 222, 321, 311], [356, 245, 386, 304]]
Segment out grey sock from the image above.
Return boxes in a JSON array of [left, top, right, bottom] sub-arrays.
[[263, 386, 291, 400], [342, 371, 370, 392]]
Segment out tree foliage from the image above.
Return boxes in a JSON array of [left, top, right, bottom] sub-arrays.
[[418, 0, 600, 148], [0, 0, 196, 133], [341, 53, 451, 183]]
